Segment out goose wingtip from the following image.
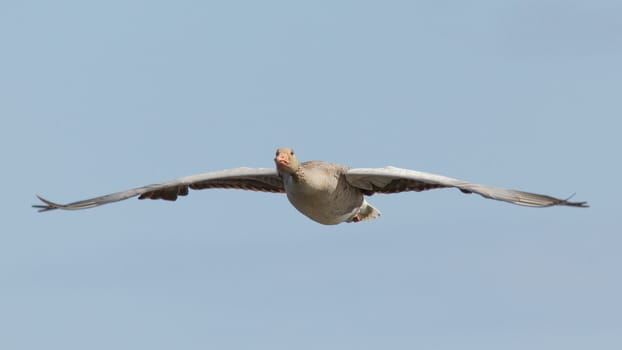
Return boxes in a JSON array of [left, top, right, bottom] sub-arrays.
[[32, 194, 58, 212]]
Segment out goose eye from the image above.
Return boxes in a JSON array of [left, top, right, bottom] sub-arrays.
[[290, 151, 294, 156]]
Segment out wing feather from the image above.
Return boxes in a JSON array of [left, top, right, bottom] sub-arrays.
[[33, 167, 284, 212], [345, 166, 588, 208]]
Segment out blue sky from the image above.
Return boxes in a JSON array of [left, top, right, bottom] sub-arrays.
[[1, 1, 621, 349]]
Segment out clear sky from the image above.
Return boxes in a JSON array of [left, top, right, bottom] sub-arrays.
[[1, 1, 621, 349]]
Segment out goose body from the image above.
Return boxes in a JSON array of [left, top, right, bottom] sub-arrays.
[[33, 147, 588, 225], [279, 160, 379, 224]]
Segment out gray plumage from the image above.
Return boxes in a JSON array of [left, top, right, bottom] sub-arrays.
[[33, 147, 588, 224]]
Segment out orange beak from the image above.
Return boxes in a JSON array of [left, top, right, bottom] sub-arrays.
[[276, 152, 289, 166]]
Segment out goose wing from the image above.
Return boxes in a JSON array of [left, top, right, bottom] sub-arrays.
[[345, 166, 588, 208], [34, 167, 284, 212]]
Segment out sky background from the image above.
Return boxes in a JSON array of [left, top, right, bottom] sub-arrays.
[[1, 0, 621, 349]]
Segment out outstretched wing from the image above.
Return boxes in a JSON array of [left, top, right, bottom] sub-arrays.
[[34, 167, 284, 212], [345, 166, 588, 208]]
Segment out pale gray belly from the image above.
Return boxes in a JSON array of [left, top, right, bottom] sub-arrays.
[[284, 175, 364, 225]]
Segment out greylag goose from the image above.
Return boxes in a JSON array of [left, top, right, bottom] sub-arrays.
[[33, 147, 588, 225]]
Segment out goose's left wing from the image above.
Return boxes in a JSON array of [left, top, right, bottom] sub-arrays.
[[34, 167, 284, 212], [345, 166, 588, 208]]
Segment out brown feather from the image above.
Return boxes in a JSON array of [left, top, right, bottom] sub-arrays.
[[138, 176, 285, 201], [361, 179, 449, 195]]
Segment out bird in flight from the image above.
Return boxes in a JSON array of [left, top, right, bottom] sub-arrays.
[[34, 147, 588, 225]]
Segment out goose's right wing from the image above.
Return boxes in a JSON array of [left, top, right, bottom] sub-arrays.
[[34, 167, 284, 212]]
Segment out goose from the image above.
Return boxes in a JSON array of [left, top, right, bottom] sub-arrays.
[[33, 147, 588, 224]]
